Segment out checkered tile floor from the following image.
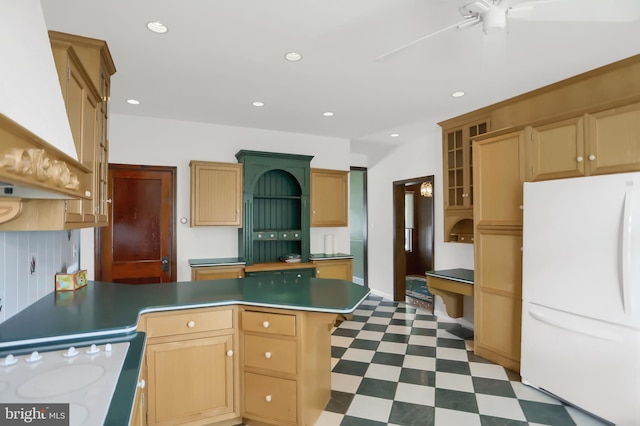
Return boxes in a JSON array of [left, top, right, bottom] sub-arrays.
[[315, 294, 609, 426]]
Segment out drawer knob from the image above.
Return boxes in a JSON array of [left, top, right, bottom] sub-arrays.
[[262, 321, 270, 328], [265, 395, 272, 403], [187, 320, 195, 328], [588, 154, 596, 161], [227, 350, 234, 357], [138, 379, 146, 389], [576, 156, 584, 162], [265, 352, 272, 359]]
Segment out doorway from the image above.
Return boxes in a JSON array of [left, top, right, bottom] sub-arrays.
[[95, 164, 177, 283], [392, 176, 435, 301], [349, 167, 368, 287]]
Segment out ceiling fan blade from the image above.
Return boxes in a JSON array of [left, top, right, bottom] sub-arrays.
[[508, 0, 640, 22], [375, 18, 478, 62]]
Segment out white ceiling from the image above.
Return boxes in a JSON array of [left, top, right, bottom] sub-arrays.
[[40, 0, 640, 151]]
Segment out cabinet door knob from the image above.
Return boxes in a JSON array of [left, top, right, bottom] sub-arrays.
[[227, 350, 234, 357], [576, 156, 583, 162], [187, 320, 195, 328], [588, 154, 596, 161], [262, 321, 270, 328], [265, 352, 272, 359], [138, 379, 146, 389], [265, 395, 272, 402]]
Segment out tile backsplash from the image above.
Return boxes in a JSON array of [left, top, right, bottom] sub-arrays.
[[0, 230, 79, 324]]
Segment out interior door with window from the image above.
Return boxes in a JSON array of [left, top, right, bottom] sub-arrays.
[[96, 164, 177, 284]]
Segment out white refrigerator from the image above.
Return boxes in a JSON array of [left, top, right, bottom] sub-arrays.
[[521, 172, 640, 425]]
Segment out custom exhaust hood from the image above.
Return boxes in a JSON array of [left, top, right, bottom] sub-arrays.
[[0, 0, 87, 201]]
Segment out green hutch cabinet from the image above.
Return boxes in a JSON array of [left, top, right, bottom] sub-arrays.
[[235, 150, 314, 265]]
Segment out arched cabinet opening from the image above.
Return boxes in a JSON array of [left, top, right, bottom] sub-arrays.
[[236, 150, 313, 266]]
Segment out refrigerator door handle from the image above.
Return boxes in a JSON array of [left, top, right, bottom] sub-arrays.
[[622, 188, 633, 315], [528, 308, 621, 342]]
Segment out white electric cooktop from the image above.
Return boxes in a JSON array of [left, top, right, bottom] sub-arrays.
[[0, 342, 129, 426]]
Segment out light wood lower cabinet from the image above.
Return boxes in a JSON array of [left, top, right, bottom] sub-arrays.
[[191, 265, 245, 281], [130, 361, 147, 426], [138, 307, 240, 426], [311, 258, 353, 281], [136, 304, 335, 426], [240, 307, 335, 426]]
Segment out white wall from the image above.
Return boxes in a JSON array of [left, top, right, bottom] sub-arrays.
[[82, 114, 352, 281], [364, 123, 473, 324]]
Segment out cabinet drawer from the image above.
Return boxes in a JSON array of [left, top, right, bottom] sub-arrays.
[[145, 308, 233, 338], [241, 310, 296, 336], [244, 334, 297, 375], [244, 372, 297, 424], [282, 268, 315, 280]]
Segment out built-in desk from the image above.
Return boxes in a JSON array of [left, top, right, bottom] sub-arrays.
[[425, 268, 474, 318]]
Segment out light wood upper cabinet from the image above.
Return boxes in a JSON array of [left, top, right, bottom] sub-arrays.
[[310, 168, 348, 227], [587, 102, 640, 175], [190, 161, 243, 226], [527, 116, 586, 181], [441, 119, 489, 242], [0, 32, 114, 231], [527, 102, 640, 182], [474, 129, 526, 227]]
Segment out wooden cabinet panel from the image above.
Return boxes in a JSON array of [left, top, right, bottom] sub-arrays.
[[527, 116, 586, 181], [241, 310, 296, 336], [191, 265, 245, 281], [310, 168, 348, 227], [144, 307, 233, 338], [146, 334, 235, 425], [441, 119, 489, 242], [312, 258, 353, 281], [244, 334, 297, 375], [189, 161, 242, 226], [474, 229, 523, 373], [588, 102, 640, 175], [473, 130, 525, 227], [244, 372, 297, 423], [139, 306, 239, 426]]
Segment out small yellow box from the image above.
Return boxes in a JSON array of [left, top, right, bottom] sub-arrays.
[[55, 270, 88, 291]]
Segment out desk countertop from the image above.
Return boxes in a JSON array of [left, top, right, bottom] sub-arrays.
[[425, 268, 474, 285]]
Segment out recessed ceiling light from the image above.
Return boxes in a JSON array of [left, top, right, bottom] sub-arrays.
[[451, 91, 466, 98], [284, 52, 302, 62], [146, 21, 168, 34], [252, 101, 265, 107], [390, 133, 400, 138], [126, 99, 140, 105], [322, 111, 334, 117]]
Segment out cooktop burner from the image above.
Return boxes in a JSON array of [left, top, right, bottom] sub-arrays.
[[0, 342, 129, 426]]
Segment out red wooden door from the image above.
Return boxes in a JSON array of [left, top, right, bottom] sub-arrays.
[[96, 164, 176, 284]]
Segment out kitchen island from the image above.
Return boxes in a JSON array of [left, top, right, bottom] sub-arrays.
[[0, 277, 369, 426]]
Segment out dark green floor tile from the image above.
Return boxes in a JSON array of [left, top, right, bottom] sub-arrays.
[[406, 344, 436, 357], [520, 400, 577, 426], [435, 388, 479, 413], [480, 415, 529, 426], [389, 401, 435, 426], [332, 359, 369, 376], [473, 377, 516, 398], [381, 333, 410, 343], [399, 368, 435, 386], [324, 390, 355, 414], [362, 323, 388, 332], [372, 351, 405, 366], [349, 338, 380, 351], [436, 358, 471, 375], [437, 337, 467, 349], [341, 416, 387, 426], [356, 377, 398, 399]]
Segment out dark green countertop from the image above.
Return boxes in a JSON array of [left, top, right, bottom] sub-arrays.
[[188, 257, 246, 267], [425, 268, 474, 285], [0, 276, 370, 348], [310, 253, 354, 260], [0, 276, 369, 426]]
